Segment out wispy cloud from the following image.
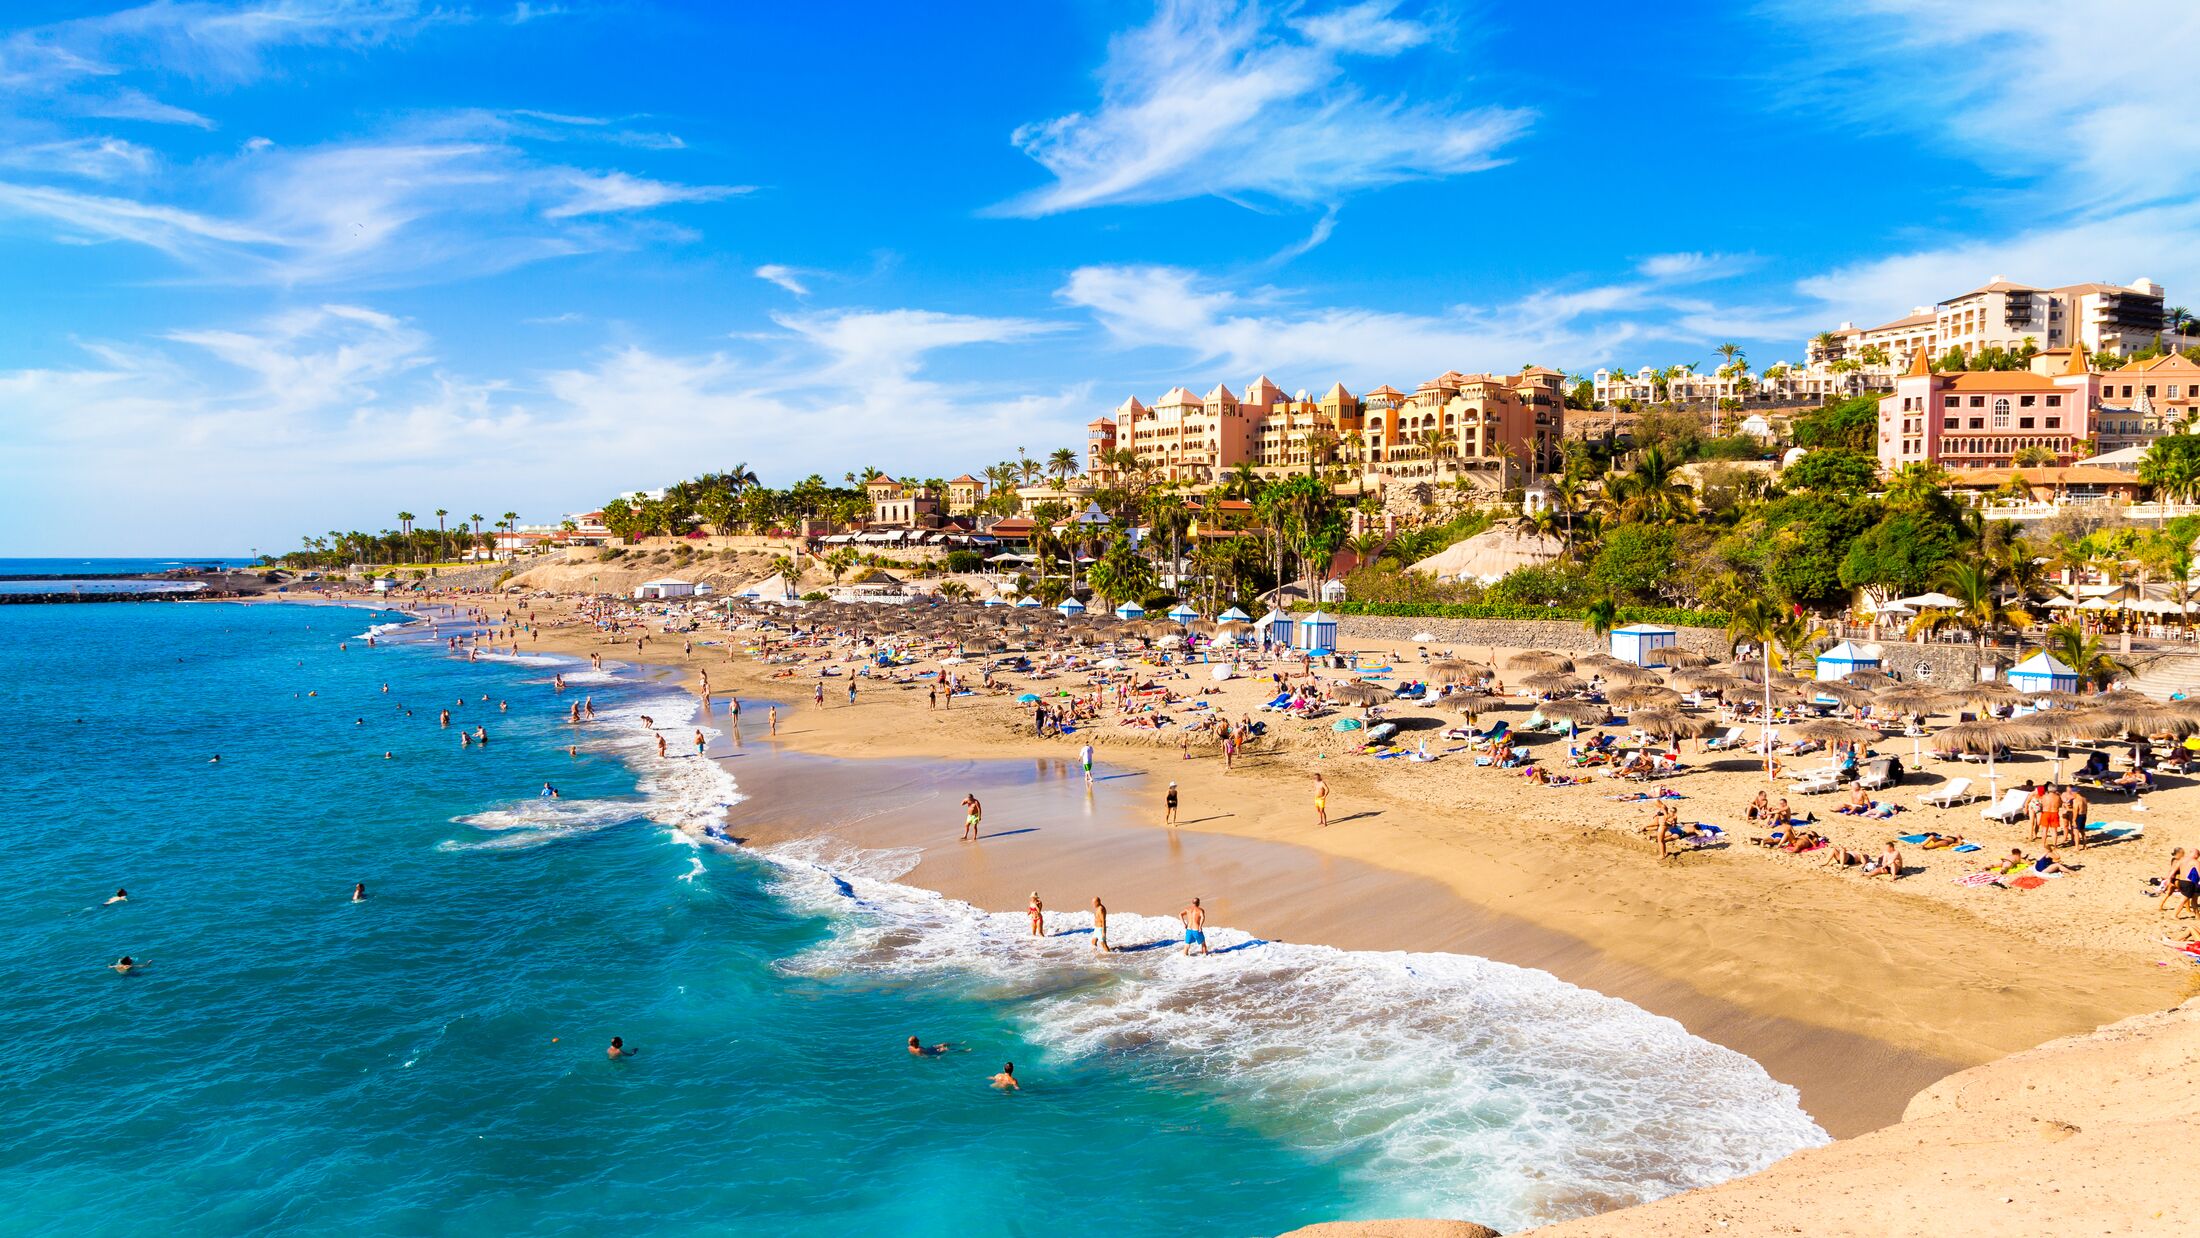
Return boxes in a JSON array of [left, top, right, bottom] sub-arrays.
[[0, 117, 747, 285], [993, 0, 1529, 216], [753, 264, 810, 296]]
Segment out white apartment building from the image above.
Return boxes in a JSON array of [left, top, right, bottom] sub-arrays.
[[1810, 276, 2191, 374]]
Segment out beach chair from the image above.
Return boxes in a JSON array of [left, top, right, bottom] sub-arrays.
[[1703, 725, 1746, 752], [1790, 766, 1842, 795], [1978, 788, 2029, 823], [1856, 757, 1901, 792], [1919, 777, 1974, 808]]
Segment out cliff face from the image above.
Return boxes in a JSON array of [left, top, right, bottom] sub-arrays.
[[1284, 998, 2200, 1238]]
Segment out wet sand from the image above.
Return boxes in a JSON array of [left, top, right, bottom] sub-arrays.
[[717, 728, 1958, 1138]]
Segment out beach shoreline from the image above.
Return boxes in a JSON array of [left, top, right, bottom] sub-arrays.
[[251, 589, 2199, 1225]]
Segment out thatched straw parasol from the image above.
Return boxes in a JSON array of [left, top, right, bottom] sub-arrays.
[[1328, 682, 1390, 707], [1608, 684, 1682, 710], [1520, 670, 1587, 696], [1668, 666, 1740, 693], [1943, 681, 2026, 712], [1538, 698, 1612, 728], [2087, 699, 2200, 739], [1629, 707, 1720, 740], [1933, 717, 2053, 797], [1661, 648, 1715, 668], [1837, 666, 1896, 688], [1427, 658, 1488, 686], [1809, 680, 1877, 710], [1784, 717, 1884, 745], [1506, 650, 1573, 672]]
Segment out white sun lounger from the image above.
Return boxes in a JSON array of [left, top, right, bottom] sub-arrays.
[[1703, 726, 1746, 752], [1790, 766, 1843, 795], [1919, 777, 1973, 808], [1979, 788, 2029, 823]]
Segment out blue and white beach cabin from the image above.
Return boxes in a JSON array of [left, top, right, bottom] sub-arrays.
[[1814, 640, 1881, 682], [1296, 609, 1338, 655], [1056, 597, 1086, 616], [982, 595, 1008, 606], [1260, 607, 1294, 646], [1610, 624, 1676, 668], [1166, 603, 1198, 624], [1114, 601, 1145, 620], [1217, 606, 1251, 622], [1014, 595, 1040, 608], [2007, 652, 2079, 695]]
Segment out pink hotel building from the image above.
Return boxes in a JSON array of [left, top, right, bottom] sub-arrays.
[[1876, 346, 2104, 472]]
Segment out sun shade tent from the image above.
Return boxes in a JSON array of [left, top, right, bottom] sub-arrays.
[[1217, 606, 1251, 622], [2007, 652, 2080, 695], [1609, 624, 1677, 668], [1814, 640, 1881, 681], [1113, 601, 1145, 620], [1166, 603, 1199, 624], [1260, 608, 1294, 645], [1295, 610, 1338, 656], [1056, 597, 1086, 616]]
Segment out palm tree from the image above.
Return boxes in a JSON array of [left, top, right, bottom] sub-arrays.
[[1712, 343, 1745, 434], [502, 512, 519, 551], [395, 512, 415, 563], [1726, 596, 1787, 779], [1606, 446, 1694, 522], [1582, 594, 1619, 641], [2044, 621, 2131, 689], [1046, 447, 1080, 486], [726, 462, 759, 493], [433, 509, 449, 561], [1906, 561, 2033, 653]]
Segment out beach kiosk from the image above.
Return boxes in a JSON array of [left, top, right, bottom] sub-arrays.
[[371, 572, 399, 594], [1295, 609, 1338, 656], [1217, 606, 1251, 623], [1610, 624, 1677, 668], [1056, 596, 1086, 616], [633, 578, 698, 600], [1166, 603, 1198, 624], [2007, 652, 2079, 695], [1260, 607, 1294, 646], [1815, 640, 1881, 682], [1113, 601, 1145, 620], [1014, 595, 1040, 608], [982, 594, 1008, 607]]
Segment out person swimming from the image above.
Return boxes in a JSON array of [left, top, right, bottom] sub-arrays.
[[105, 888, 127, 905], [607, 1037, 632, 1060], [990, 1062, 1019, 1090], [907, 1036, 950, 1057], [111, 956, 137, 974], [352, 882, 367, 902]]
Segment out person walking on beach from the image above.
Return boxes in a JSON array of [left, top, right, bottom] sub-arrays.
[[657, 734, 669, 760], [693, 729, 707, 758], [1091, 897, 1109, 952], [1164, 781, 1178, 825], [768, 705, 779, 736], [961, 794, 982, 841], [1313, 773, 1328, 827], [814, 682, 825, 708], [847, 681, 857, 706], [1080, 742, 1094, 785], [1027, 892, 1045, 937], [1180, 897, 1208, 956]]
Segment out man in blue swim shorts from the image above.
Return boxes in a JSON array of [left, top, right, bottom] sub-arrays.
[[1180, 896, 1209, 956]]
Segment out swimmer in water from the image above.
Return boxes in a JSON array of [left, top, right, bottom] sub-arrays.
[[105, 888, 128, 905], [990, 1062, 1019, 1091], [112, 956, 137, 974], [352, 882, 367, 902], [907, 1036, 950, 1057], [607, 1037, 632, 1059], [208, 755, 220, 763], [541, 782, 559, 800]]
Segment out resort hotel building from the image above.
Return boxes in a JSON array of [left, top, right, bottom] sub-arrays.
[[1088, 370, 1565, 487]]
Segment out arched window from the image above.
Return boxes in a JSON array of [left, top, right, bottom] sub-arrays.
[[1992, 397, 2011, 428]]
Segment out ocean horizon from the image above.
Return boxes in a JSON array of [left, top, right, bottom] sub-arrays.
[[1, 599, 1823, 1235]]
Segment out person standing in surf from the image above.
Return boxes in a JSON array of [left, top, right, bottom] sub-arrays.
[[1313, 773, 1329, 827], [1080, 742, 1094, 785], [1179, 897, 1208, 956], [1090, 897, 1109, 953], [1027, 892, 1045, 938], [961, 794, 982, 841]]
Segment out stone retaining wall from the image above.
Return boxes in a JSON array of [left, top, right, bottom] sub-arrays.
[[1334, 615, 1728, 656]]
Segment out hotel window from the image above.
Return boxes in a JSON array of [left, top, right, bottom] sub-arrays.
[[2020, 395, 2036, 407], [2020, 417, 2035, 429], [1968, 417, 1984, 429], [2174, 386, 2184, 399], [2046, 418, 2061, 428], [2046, 396, 2061, 407], [1971, 396, 1987, 407], [1992, 398, 2011, 428]]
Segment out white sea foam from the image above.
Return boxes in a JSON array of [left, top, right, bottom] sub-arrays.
[[755, 840, 1829, 1231]]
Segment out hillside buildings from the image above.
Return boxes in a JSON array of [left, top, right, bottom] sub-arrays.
[[1812, 276, 2191, 375], [1088, 369, 1563, 487], [1876, 347, 2100, 471]]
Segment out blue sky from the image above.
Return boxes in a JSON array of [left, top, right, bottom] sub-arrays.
[[5, 0, 2199, 554]]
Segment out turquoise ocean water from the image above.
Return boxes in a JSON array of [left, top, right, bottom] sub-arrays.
[[0, 601, 1825, 1236]]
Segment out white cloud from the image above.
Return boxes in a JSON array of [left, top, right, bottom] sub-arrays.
[[753, 264, 810, 296], [0, 136, 158, 180], [993, 0, 1529, 216], [1058, 263, 1663, 381], [1767, 2, 2200, 332], [1636, 251, 1751, 282], [0, 123, 746, 285], [0, 298, 1092, 552], [544, 169, 748, 218]]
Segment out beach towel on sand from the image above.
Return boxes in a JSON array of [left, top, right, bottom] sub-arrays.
[[1954, 872, 2001, 887], [2009, 875, 2048, 890]]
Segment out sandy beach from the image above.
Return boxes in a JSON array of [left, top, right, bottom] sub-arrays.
[[353, 587, 2196, 1140]]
